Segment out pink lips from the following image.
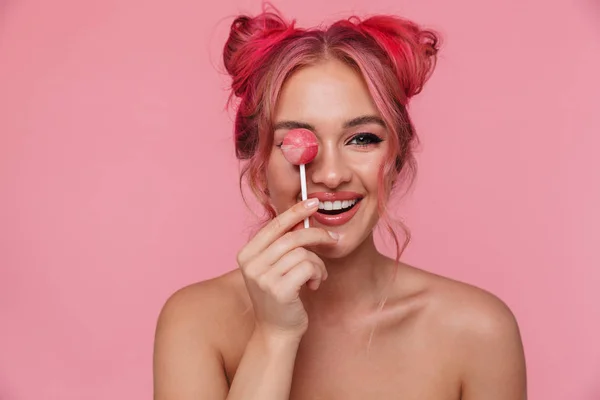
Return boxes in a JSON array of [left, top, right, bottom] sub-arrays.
[[307, 191, 363, 227]]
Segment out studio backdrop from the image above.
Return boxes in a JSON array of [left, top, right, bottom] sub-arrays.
[[0, 0, 599, 399]]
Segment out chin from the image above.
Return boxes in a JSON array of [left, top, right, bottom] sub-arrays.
[[310, 234, 364, 260], [308, 213, 379, 261], [313, 246, 348, 260]]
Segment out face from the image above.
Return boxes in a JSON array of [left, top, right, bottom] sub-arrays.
[[266, 58, 389, 258]]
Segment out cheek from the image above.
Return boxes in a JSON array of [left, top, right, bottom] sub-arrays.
[[266, 158, 300, 208], [350, 152, 386, 192]]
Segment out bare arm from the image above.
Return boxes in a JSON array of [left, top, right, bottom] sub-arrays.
[[153, 286, 302, 400], [460, 295, 527, 399], [226, 328, 301, 399], [153, 286, 229, 400]]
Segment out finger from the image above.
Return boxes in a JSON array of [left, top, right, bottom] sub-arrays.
[[237, 199, 319, 265], [274, 261, 321, 302], [247, 246, 327, 283], [259, 228, 338, 266], [290, 219, 307, 232], [266, 247, 327, 280]]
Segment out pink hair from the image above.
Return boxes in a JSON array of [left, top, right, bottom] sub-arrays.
[[223, 5, 439, 265]]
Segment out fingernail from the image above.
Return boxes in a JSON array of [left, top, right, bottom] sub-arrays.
[[328, 231, 339, 240], [305, 198, 319, 208]]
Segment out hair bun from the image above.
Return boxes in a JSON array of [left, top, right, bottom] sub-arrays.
[[223, 12, 290, 97], [358, 16, 440, 101]]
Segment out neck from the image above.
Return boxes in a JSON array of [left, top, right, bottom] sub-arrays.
[[300, 233, 394, 321]]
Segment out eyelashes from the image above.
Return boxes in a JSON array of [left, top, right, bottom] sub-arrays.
[[346, 132, 383, 147]]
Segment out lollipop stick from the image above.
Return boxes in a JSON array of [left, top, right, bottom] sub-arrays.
[[300, 163, 310, 228]]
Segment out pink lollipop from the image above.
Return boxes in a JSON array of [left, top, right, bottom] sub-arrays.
[[280, 128, 318, 165], [280, 128, 319, 228]]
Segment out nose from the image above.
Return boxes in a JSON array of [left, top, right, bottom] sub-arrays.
[[309, 142, 352, 189]]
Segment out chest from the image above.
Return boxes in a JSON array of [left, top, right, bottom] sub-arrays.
[[288, 327, 460, 400], [224, 323, 461, 400]]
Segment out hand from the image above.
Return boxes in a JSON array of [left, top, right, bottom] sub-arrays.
[[236, 198, 338, 340]]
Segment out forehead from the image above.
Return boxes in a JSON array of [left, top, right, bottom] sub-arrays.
[[274, 59, 379, 127]]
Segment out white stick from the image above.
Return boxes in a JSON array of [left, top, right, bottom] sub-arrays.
[[300, 163, 309, 228]]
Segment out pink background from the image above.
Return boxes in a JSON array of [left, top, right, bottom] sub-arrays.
[[1, 0, 599, 398]]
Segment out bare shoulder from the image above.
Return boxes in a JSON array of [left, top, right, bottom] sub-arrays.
[[402, 264, 527, 398], [425, 269, 518, 333], [155, 269, 250, 343], [153, 269, 250, 399], [397, 264, 519, 333], [159, 269, 247, 315]]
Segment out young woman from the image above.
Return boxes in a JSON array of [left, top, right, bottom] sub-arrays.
[[153, 9, 527, 400]]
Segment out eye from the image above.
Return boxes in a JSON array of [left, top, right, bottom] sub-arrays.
[[347, 133, 383, 147]]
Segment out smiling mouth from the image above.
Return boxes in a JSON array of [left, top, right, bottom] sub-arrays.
[[317, 198, 362, 215]]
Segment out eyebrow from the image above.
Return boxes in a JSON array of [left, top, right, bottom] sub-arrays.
[[273, 115, 386, 131]]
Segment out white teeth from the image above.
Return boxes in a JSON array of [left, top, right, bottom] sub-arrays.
[[318, 199, 358, 211]]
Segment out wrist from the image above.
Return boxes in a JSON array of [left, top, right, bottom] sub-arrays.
[[254, 325, 304, 351]]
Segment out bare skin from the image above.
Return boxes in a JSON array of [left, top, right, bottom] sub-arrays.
[[153, 59, 527, 399], [155, 261, 526, 399]]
